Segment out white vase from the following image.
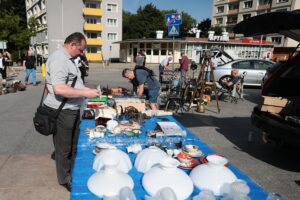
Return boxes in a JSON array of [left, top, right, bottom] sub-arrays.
[[88, 157, 134, 198], [142, 157, 194, 200], [190, 155, 237, 196]]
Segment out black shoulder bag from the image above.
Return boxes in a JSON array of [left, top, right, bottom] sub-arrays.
[[33, 76, 77, 136]]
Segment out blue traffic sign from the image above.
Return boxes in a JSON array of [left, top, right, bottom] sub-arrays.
[[168, 25, 180, 37], [165, 13, 182, 26]]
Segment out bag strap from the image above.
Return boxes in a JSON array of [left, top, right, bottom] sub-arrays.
[[38, 75, 70, 106], [39, 76, 77, 117], [54, 76, 77, 117]]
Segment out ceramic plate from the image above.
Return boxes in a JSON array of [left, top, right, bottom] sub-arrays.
[[178, 158, 200, 170], [182, 149, 204, 157]]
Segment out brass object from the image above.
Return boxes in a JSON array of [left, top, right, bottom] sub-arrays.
[[196, 102, 205, 113]]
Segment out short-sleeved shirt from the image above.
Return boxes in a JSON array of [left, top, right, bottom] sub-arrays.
[[136, 55, 145, 67], [24, 56, 35, 69], [180, 55, 189, 71], [135, 69, 160, 90], [43, 48, 85, 110]]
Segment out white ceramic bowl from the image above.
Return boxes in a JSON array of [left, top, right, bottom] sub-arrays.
[[134, 146, 168, 173], [88, 157, 134, 198], [190, 154, 237, 195], [93, 149, 132, 173], [142, 157, 194, 200]]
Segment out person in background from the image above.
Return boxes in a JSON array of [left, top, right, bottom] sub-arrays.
[[43, 32, 100, 192], [23, 50, 37, 86], [3, 51, 17, 76], [74, 53, 89, 83], [159, 55, 172, 84], [0, 53, 6, 85], [221, 68, 241, 97], [179, 52, 189, 87], [135, 49, 146, 67], [122, 68, 160, 110]]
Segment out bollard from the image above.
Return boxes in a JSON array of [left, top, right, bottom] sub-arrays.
[[41, 63, 46, 78]]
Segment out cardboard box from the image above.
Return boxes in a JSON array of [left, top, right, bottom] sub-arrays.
[[261, 96, 289, 107], [259, 105, 285, 114]]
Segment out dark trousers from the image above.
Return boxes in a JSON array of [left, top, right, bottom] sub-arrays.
[[46, 106, 80, 185], [0, 66, 7, 79]]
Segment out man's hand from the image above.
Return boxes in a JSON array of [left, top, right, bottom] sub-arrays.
[[137, 84, 144, 97], [84, 88, 100, 98]]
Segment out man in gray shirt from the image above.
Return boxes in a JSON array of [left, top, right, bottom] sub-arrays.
[[44, 32, 100, 192]]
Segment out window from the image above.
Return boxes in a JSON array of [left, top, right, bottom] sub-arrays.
[[27, 10, 32, 17], [271, 36, 282, 44], [42, 15, 47, 24], [258, 0, 271, 5], [276, 8, 288, 12], [243, 14, 251, 21], [216, 18, 223, 25], [87, 47, 101, 53], [153, 49, 159, 55], [217, 6, 224, 13], [86, 2, 100, 8], [277, 0, 288, 3], [233, 61, 254, 69], [86, 32, 101, 38], [227, 15, 238, 24], [161, 50, 167, 55], [41, 0, 46, 10], [107, 18, 117, 27], [86, 17, 100, 24], [229, 3, 239, 10], [107, 33, 117, 41], [244, 1, 253, 9], [107, 3, 117, 12], [255, 61, 273, 70], [257, 10, 271, 15]]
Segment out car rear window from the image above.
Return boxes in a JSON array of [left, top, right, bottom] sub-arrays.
[[265, 55, 300, 97]]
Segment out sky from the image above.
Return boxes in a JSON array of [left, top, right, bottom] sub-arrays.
[[123, 0, 212, 23]]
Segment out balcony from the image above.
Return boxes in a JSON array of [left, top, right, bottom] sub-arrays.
[[226, 21, 237, 26], [86, 53, 102, 61], [257, 4, 271, 10], [228, 9, 238, 15], [84, 23, 103, 31], [83, 8, 102, 16], [86, 38, 103, 46]]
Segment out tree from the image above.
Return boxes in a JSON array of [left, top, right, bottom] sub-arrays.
[[123, 4, 197, 39], [209, 26, 223, 35], [136, 4, 165, 38], [197, 18, 211, 37], [0, 0, 34, 60]]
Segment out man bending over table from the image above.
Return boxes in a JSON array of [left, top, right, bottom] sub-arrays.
[[122, 68, 160, 110]]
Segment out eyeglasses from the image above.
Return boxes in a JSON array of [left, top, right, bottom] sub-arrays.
[[76, 45, 85, 53]]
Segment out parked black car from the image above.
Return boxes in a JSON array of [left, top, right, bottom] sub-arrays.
[[234, 10, 300, 147]]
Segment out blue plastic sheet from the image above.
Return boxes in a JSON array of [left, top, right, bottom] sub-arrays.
[[71, 116, 267, 200]]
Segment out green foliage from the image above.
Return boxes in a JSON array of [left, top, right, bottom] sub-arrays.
[[123, 4, 197, 39], [197, 18, 211, 37], [209, 26, 223, 35], [0, 0, 34, 60]]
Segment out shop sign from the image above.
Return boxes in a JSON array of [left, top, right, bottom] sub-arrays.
[[242, 38, 266, 44]]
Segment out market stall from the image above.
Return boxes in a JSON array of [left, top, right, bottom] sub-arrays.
[[70, 96, 268, 200]]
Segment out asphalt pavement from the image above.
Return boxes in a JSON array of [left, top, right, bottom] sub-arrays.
[[0, 63, 299, 200]]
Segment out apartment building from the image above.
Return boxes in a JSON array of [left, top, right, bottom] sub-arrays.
[[212, 0, 300, 48], [25, 0, 122, 62]]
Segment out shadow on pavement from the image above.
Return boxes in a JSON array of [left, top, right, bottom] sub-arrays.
[[174, 113, 300, 173]]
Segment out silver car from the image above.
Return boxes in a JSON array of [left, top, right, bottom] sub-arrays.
[[214, 59, 274, 86]]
